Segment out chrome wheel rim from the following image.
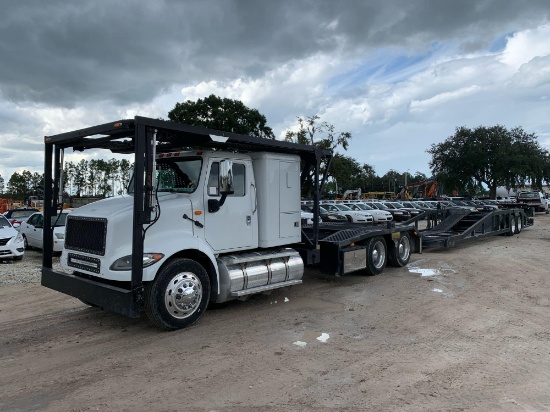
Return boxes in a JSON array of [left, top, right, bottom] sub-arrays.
[[510, 218, 516, 233], [517, 218, 522, 232], [398, 236, 411, 261], [372, 241, 385, 269], [165, 272, 203, 319]]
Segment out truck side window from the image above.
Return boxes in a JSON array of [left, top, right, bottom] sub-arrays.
[[208, 162, 245, 197]]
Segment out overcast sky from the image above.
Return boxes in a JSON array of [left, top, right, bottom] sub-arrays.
[[1, 0, 550, 184]]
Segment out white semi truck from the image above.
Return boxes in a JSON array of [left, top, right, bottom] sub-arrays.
[[41, 117, 416, 330]]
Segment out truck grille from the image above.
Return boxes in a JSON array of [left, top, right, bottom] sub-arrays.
[[65, 216, 107, 256]]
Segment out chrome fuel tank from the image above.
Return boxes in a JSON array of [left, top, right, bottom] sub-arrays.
[[216, 248, 303, 303]]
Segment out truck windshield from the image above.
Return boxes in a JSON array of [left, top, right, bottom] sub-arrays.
[[128, 158, 203, 194], [156, 158, 202, 193]]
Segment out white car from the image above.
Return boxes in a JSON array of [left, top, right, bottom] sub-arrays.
[[343, 202, 393, 222], [321, 203, 374, 223], [20, 210, 72, 253], [300, 210, 321, 225], [0, 214, 25, 261]]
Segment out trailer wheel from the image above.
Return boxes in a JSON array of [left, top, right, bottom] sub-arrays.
[[365, 236, 387, 275], [506, 215, 516, 236], [145, 258, 210, 330], [388, 233, 411, 267], [515, 215, 522, 234]]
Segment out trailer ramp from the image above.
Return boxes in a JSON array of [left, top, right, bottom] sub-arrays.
[[420, 208, 532, 250]]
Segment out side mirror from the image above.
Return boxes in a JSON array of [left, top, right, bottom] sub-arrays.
[[219, 159, 234, 195], [208, 159, 234, 213]]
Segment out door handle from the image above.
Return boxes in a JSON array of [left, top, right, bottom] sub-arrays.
[[251, 183, 257, 214]]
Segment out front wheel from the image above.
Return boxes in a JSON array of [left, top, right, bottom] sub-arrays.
[[388, 233, 411, 267], [365, 236, 387, 276], [145, 258, 211, 330]]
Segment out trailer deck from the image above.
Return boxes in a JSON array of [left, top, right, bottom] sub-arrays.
[[300, 222, 418, 276], [417, 208, 533, 250]]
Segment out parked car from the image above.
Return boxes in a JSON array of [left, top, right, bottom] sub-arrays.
[[0, 214, 25, 261], [20, 210, 72, 253], [320, 203, 374, 223], [3, 208, 39, 231], [384, 201, 423, 219], [363, 201, 411, 222], [343, 203, 393, 222], [300, 209, 322, 225], [301, 204, 347, 223]]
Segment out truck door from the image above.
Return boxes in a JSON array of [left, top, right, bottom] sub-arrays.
[[204, 159, 258, 252]]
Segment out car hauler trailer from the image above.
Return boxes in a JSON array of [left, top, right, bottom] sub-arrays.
[[41, 117, 418, 330], [402, 208, 533, 251]]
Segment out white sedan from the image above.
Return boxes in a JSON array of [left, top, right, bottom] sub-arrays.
[[20, 210, 72, 253], [0, 214, 25, 261], [321, 204, 374, 224], [344, 203, 393, 222]]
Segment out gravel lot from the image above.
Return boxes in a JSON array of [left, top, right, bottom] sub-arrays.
[[0, 250, 66, 286], [1, 215, 550, 411]]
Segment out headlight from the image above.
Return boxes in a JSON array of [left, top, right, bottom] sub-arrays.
[[15, 233, 23, 243], [55, 232, 65, 239], [110, 253, 165, 271]]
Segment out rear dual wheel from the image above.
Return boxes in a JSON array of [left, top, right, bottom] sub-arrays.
[[388, 232, 412, 267], [515, 215, 523, 234], [506, 215, 517, 236], [365, 236, 387, 276]]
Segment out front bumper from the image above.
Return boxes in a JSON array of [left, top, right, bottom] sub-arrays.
[[41, 268, 141, 317], [0, 240, 25, 259]]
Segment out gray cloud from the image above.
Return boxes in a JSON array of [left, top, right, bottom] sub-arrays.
[[1, 0, 549, 107]]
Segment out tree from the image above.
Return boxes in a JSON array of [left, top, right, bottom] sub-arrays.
[[328, 155, 363, 192], [6, 172, 29, 199], [168, 94, 275, 139], [0, 175, 4, 194], [428, 125, 550, 198], [284, 115, 351, 151], [285, 115, 352, 197]]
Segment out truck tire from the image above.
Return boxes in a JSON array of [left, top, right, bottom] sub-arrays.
[[515, 215, 522, 234], [387, 232, 411, 267], [145, 258, 210, 330], [365, 236, 387, 276], [506, 215, 516, 236]]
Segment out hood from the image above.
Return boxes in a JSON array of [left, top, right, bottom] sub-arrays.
[[71, 193, 182, 219], [0, 225, 18, 239]]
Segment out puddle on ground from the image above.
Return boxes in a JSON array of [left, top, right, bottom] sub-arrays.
[[431, 287, 455, 297], [293, 331, 331, 347], [407, 265, 456, 277], [282, 296, 344, 313], [406, 260, 460, 298]]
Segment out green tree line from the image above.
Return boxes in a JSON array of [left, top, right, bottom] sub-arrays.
[[0, 158, 133, 201]]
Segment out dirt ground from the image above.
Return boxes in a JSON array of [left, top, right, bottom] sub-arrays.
[[1, 215, 550, 412]]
